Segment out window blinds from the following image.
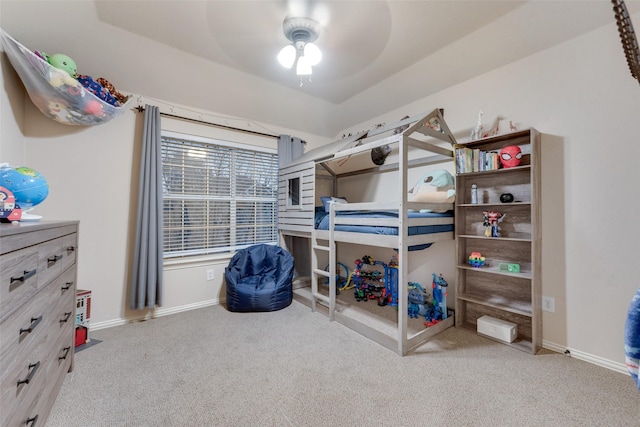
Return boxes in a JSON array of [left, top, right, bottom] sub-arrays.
[[161, 135, 278, 258]]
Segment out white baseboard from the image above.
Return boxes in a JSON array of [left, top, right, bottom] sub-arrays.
[[90, 298, 222, 331], [543, 340, 629, 376]]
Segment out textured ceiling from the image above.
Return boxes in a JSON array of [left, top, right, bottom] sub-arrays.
[[1, 1, 638, 136]]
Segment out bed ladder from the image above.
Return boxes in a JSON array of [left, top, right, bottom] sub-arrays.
[[310, 230, 336, 320]]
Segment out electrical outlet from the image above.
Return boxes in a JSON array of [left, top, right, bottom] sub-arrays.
[[206, 269, 215, 281], [542, 296, 555, 312]]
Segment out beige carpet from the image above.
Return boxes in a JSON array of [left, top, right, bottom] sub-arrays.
[[47, 300, 639, 426]]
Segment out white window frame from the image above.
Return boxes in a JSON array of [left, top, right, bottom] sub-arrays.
[[161, 130, 278, 259]]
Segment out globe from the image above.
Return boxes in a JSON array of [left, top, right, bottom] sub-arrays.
[[0, 165, 49, 215]]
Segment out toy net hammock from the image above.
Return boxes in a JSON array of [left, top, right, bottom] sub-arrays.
[[1, 29, 132, 126]]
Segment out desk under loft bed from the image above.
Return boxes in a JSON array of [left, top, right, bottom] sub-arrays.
[[278, 109, 457, 355]]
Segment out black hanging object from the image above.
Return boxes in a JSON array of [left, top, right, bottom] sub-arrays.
[[612, 0, 640, 85]]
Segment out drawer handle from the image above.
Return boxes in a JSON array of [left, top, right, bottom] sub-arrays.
[[60, 311, 72, 324], [48, 254, 63, 264], [61, 281, 73, 291], [19, 316, 43, 335], [17, 361, 40, 387], [26, 415, 38, 426], [59, 346, 71, 360], [66, 246, 76, 253], [10, 269, 36, 284]]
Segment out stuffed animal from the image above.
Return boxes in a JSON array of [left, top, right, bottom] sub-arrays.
[[407, 169, 456, 211], [38, 52, 78, 87], [76, 74, 120, 106], [47, 53, 77, 77], [48, 67, 79, 88], [96, 77, 127, 104]]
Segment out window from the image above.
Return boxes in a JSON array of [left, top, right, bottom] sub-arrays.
[[161, 131, 278, 259], [288, 176, 300, 207]]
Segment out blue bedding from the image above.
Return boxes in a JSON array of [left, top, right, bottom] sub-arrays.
[[315, 209, 453, 234], [314, 209, 454, 250]]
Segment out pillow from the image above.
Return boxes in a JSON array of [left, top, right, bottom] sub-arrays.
[[320, 196, 348, 212]]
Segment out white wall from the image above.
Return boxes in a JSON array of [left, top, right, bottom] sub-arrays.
[[0, 42, 25, 163], [334, 15, 640, 368]]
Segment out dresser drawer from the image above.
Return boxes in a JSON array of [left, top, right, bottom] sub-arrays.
[[0, 340, 49, 426], [0, 246, 40, 323], [0, 267, 76, 364], [37, 237, 66, 289], [3, 332, 73, 427], [60, 232, 77, 272]]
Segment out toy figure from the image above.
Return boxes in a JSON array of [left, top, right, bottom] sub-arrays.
[[408, 282, 429, 318], [352, 259, 365, 301], [431, 273, 448, 320], [483, 211, 506, 237], [470, 110, 483, 141]]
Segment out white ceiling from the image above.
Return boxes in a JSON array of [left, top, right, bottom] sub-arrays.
[[2, 1, 639, 137]]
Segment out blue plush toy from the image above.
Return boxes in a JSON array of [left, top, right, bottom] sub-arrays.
[[625, 287, 640, 389], [77, 74, 120, 106]]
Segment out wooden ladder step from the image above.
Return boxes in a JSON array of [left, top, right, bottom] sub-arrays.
[[313, 268, 330, 278], [312, 292, 330, 305]]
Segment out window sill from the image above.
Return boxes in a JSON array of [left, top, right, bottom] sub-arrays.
[[163, 253, 233, 270]]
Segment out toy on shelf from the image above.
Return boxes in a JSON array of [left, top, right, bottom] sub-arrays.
[[483, 211, 506, 237], [499, 262, 520, 273], [499, 145, 522, 168], [468, 252, 486, 268]]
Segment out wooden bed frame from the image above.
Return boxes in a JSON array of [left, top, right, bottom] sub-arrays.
[[278, 108, 458, 355]]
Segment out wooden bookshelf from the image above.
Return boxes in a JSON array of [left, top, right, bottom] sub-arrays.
[[454, 129, 541, 354]]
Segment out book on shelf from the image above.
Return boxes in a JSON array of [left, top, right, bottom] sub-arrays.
[[455, 147, 500, 174]]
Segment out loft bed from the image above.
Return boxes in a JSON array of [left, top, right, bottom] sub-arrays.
[[278, 108, 458, 355]]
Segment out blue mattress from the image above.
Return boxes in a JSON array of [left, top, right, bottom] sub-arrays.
[[314, 209, 454, 250]]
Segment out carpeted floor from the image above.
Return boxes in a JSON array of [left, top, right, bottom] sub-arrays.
[[47, 300, 639, 426]]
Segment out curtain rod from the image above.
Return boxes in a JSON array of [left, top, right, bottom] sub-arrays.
[[135, 106, 279, 139]]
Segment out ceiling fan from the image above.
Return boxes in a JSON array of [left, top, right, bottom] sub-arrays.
[[612, 0, 640, 85]]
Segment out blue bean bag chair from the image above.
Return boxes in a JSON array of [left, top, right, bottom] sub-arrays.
[[625, 287, 640, 389], [225, 244, 294, 312]]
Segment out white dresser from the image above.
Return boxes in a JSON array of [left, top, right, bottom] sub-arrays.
[[0, 221, 78, 426]]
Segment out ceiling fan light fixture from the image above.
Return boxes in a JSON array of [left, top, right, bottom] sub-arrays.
[[303, 42, 321, 66], [278, 16, 321, 81], [277, 44, 296, 69], [296, 55, 312, 75]]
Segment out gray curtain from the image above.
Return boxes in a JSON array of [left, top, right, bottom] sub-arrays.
[[130, 105, 163, 309], [277, 134, 304, 167]]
